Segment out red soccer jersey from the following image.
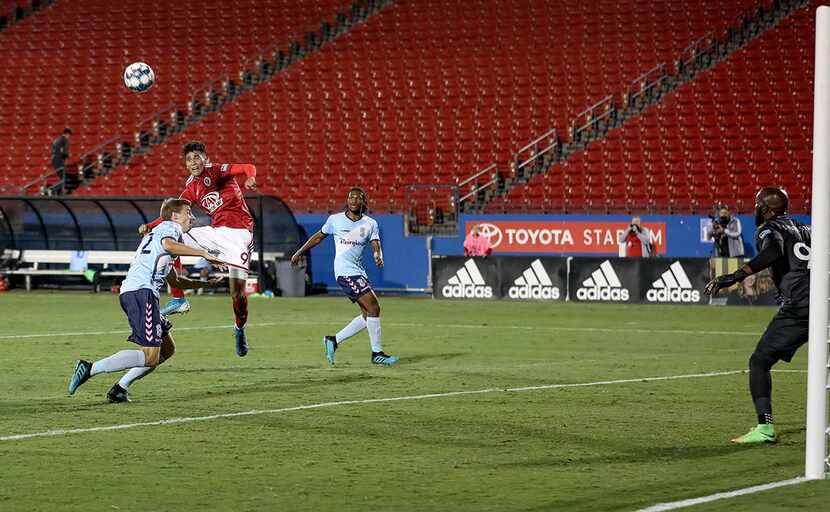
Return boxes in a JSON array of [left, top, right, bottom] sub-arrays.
[[180, 163, 254, 231]]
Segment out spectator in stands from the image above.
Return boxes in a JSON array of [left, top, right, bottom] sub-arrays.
[[619, 216, 656, 257], [51, 128, 71, 195], [707, 205, 744, 257], [463, 224, 492, 257]]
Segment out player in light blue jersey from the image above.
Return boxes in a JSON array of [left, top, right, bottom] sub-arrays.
[[291, 188, 397, 366], [67, 199, 226, 402]]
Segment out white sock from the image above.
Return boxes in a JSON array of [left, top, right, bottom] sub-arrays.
[[335, 315, 367, 344], [366, 316, 382, 353], [118, 366, 155, 389], [90, 350, 146, 376]]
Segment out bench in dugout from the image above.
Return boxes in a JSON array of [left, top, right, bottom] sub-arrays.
[[0, 250, 282, 292]]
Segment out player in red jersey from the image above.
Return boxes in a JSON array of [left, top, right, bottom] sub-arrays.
[[139, 141, 256, 356]]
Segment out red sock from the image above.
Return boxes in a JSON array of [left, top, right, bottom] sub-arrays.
[[171, 259, 185, 299], [233, 295, 248, 328]]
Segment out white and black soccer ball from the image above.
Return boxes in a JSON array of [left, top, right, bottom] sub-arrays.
[[123, 62, 155, 93]]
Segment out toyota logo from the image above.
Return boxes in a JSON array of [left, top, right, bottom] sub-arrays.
[[476, 223, 503, 248]]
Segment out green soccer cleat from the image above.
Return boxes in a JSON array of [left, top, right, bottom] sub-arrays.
[[731, 424, 776, 444]]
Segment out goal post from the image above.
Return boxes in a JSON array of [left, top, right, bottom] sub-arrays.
[[806, 4, 830, 481]]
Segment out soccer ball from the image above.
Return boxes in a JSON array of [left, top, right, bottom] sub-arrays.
[[123, 62, 155, 93]]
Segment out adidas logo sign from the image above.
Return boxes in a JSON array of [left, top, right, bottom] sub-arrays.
[[576, 260, 630, 301], [442, 259, 493, 299], [646, 261, 701, 303], [508, 259, 560, 300]]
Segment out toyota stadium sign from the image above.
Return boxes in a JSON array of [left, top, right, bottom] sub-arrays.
[[466, 221, 666, 255]]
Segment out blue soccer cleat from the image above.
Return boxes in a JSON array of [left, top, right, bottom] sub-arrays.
[[371, 351, 397, 366], [323, 336, 338, 365], [68, 359, 92, 395], [234, 326, 249, 357], [161, 297, 191, 316]]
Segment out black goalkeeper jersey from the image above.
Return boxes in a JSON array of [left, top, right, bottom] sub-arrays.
[[754, 216, 811, 307]]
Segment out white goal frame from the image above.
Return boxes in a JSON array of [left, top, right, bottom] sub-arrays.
[[807, 5, 830, 481]]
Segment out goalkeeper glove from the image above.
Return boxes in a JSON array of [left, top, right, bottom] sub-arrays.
[[704, 268, 749, 296]]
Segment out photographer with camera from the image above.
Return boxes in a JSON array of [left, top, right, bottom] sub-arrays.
[[707, 205, 744, 257], [619, 216, 655, 257]]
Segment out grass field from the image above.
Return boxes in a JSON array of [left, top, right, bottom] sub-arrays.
[[0, 292, 828, 511]]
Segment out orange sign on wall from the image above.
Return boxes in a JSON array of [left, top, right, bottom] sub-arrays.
[[466, 221, 666, 254]]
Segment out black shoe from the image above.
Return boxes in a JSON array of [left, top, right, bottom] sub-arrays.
[[106, 383, 130, 403], [371, 351, 398, 365]]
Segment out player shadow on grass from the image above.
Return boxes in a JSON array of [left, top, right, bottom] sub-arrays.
[[164, 364, 319, 373], [500, 443, 753, 470], [169, 372, 379, 402], [393, 352, 467, 364]]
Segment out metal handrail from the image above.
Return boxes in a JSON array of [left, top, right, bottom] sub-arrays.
[[516, 127, 557, 156], [459, 177, 497, 203], [678, 34, 715, 68], [576, 95, 614, 121], [573, 95, 616, 135], [624, 64, 668, 107], [517, 140, 559, 170], [457, 163, 496, 188], [628, 64, 666, 92]]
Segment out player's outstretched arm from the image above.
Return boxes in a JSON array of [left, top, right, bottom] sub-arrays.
[[160, 238, 226, 269], [166, 268, 223, 290], [704, 242, 782, 295], [227, 164, 257, 189], [139, 217, 163, 235], [291, 230, 327, 266], [371, 239, 384, 268]]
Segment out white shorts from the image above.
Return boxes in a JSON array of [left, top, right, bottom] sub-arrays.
[[183, 226, 253, 280]]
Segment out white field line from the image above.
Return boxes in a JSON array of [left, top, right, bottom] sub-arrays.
[[0, 370, 743, 442], [0, 320, 764, 341], [636, 477, 809, 511]]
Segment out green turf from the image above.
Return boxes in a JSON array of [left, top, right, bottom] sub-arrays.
[[0, 292, 827, 511]]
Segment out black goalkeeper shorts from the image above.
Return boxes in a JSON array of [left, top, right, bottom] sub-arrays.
[[754, 305, 809, 363]]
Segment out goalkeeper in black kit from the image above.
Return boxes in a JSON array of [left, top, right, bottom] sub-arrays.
[[704, 187, 811, 444]]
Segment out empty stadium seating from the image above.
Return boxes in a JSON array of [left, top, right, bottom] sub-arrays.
[[3, 0, 809, 216], [75, 0, 763, 213], [0, 0, 353, 193], [485, 0, 814, 214]]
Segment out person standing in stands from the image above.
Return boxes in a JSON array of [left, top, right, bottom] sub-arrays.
[[51, 128, 71, 195]]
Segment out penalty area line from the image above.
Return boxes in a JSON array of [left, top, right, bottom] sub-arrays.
[[636, 477, 809, 511], [0, 370, 743, 442]]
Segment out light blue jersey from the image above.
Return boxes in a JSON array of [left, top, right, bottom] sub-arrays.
[[120, 221, 184, 297], [321, 212, 380, 278]]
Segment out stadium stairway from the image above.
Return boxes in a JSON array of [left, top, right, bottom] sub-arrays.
[[73, 0, 762, 214], [474, 0, 812, 216]]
